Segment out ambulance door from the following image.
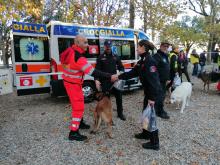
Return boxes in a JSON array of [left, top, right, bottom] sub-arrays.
[[13, 35, 50, 96]]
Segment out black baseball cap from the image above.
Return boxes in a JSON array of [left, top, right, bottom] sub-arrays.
[[161, 40, 171, 45], [104, 40, 112, 47]]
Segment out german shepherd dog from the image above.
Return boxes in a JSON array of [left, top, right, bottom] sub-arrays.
[[90, 91, 113, 138], [198, 71, 220, 91]]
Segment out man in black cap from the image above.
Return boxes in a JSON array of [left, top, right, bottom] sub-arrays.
[[95, 40, 126, 120], [153, 41, 171, 119]]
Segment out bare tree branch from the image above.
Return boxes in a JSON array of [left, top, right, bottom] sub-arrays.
[[188, 0, 208, 16]]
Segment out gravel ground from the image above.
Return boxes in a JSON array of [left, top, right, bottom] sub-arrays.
[[0, 76, 220, 165]]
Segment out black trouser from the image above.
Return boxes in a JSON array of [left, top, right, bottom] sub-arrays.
[[154, 82, 166, 114], [179, 68, 191, 82], [143, 95, 148, 111], [111, 87, 123, 115], [166, 71, 176, 92]]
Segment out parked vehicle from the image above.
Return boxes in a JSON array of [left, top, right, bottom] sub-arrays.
[[11, 21, 154, 101]]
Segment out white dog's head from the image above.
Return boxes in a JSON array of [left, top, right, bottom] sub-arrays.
[[170, 94, 181, 104], [170, 96, 176, 104]]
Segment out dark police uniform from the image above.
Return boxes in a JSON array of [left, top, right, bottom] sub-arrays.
[[119, 52, 160, 150], [95, 51, 125, 119], [118, 52, 160, 108], [153, 49, 170, 119]]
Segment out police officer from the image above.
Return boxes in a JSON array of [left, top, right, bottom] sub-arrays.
[[190, 49, 199, 76], [95, 40, 126, 120], [118, 40, 160, 150], [60, 35, 118, 141], [168, 45, 179, 90], [153, 41, 170, 119]]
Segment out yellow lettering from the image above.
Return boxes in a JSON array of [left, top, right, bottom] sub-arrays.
[[20, 24, 22, 30], [13, 24, 19, 30], [30, 26, 34, 32], [121, 31, 125, 36], [34, 26, 38, 32], [39, 27, 45, 33], [23, 25, 29, 31]]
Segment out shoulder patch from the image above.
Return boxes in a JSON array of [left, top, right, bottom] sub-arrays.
[[150, 66, 157, 72]]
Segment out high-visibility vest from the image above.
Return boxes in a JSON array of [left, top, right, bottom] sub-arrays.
[[218, 55, 220, 66], [169, 52, 178, 69], [190, 54, 199, 64], [60, 45, 94, 84]]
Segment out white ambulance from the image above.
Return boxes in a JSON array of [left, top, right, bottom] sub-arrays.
[[11, 21, 154, 102]]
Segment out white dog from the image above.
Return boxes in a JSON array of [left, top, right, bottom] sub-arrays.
[[170, 82, 192, 113]]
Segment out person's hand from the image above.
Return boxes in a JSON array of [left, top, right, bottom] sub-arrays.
[[166, 80, 171, 85], [148, 100, 155, 106], [111, 74, 118, 82], [95, 80, 101, 91]]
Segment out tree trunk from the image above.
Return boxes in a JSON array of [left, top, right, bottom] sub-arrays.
[[151, 29, 155, 42], [129, 0, 135, 29], [1, 42, 8, 67], [207, 32, 215, 64], [143, 0, 147, 32]]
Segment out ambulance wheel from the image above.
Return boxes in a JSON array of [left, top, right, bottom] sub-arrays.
[[83, 81, 96, 103]]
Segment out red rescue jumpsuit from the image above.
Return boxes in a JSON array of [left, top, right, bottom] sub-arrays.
[[217, 81, 220, 91], [60, 45, 95, 131]]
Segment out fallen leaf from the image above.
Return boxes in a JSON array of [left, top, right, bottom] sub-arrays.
[[51, 128, 59, 135], [151, 160, 158, 165], [190, 161, 199, 165], [97, 146, 109, 153], [64, 116, 70, 122], [84, 138, 90, 144], [96, 140, 103, 145], [116, 150, 124, 157], [65, 104, 71, 109], [116, 161, 124, 165]]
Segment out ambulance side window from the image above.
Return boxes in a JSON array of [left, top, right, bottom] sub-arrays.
[[14, 36, 49, 62], [58, 38, 74, 54], [112, 40, 135, 60]]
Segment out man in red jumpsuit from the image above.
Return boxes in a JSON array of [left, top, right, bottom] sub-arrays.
[[60, 35, 118, 141]]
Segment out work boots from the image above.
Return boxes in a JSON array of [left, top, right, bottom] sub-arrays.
[[79, 118, 90, 129], [155, 101, 170, 119], [118, 113, 126, 121], [135, 129, 150, 140], [68, 130, 87, 141], [117, 109, 126, 121], [155, 108, 170, 119], [142, 130, 160, 150], [156, 109, 170, 119]]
